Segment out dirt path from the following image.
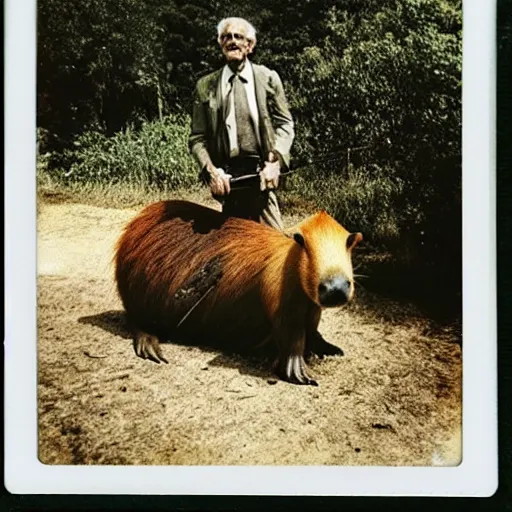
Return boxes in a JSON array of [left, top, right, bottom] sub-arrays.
[[37, 201, 462, 466]]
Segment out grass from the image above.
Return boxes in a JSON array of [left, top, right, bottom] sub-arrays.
[[37, 167, 322, 218], [37, 168, 217, 211], [286, 165, 405, 243]]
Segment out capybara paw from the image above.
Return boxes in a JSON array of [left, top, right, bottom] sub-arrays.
[[308, 332, 344, 358], [318, 342, 344, 358], [133, 331, 168, 364], [276, 355, 318, 386]]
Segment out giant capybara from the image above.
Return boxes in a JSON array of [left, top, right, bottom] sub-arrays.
[[114, 200, 362, 385]]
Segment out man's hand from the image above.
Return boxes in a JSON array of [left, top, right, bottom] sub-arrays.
[[208, 166, 232, 196], [260, 152, 281, 192]]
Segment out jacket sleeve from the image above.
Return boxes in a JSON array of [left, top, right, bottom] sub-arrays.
[[189, 81, 213, 173], [268, 70, 295, 169]]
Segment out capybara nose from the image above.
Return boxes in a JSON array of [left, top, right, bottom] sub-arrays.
[[318, 277, 351, 307]]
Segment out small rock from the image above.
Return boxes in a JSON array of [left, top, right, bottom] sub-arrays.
[[267, 379, 278, 385], [372, 423, 392, 430]]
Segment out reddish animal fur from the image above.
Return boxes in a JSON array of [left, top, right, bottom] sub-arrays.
[[114, 200, 362, 385]]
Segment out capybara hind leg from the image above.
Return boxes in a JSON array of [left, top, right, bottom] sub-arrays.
[[133, 330, 168, 364], [305, 305, 344, 358], [274, 331, 318, 386]]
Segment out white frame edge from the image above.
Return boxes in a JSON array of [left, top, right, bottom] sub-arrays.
[[4, 0, 497, 497]]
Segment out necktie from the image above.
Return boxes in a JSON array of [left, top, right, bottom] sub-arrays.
[[229, 74, 259, 157]]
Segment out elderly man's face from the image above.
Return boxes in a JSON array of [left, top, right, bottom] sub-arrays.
[[219, 22, 254, 63]]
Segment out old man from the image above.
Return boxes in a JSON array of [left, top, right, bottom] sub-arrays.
[[189, 17, 295, 231]]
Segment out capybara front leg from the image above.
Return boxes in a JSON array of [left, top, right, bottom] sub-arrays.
[[276, 353, 318, 386], [307, 331, 344, 358], [305, 305, 344, 358], [274, 330, 318, 386], [133, 330, 168, 364]]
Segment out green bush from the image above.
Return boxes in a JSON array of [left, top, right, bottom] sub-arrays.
[[61, 114, 198, 190], [288, 164, 404, 243], [285, 0, 462, 283]]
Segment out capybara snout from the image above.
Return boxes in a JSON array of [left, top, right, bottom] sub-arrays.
[[114, 200, 362, 385], [318, 275, 352, 307]]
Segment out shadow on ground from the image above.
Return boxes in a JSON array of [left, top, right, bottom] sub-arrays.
[[353, 250, 462, 334], [79, 310, 131, 339], [206, 352, 276, 381], [78, 310, 279, 380]]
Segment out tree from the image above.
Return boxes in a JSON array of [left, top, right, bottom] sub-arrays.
[[38, 0, 173, 147]]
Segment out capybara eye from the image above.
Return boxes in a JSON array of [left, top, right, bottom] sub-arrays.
[[293, 232, 305, 247]]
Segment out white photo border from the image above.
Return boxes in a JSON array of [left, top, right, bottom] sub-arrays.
[[4, 0, 498, 497]]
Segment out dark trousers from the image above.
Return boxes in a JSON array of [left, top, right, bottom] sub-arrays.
[[220, 155, 285, 231], [222, 189, 284, 231]]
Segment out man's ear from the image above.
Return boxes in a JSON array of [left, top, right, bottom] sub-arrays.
[[247, 40, 256, 54]]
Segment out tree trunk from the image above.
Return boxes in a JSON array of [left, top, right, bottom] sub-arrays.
[[156, 76, 163, 121]]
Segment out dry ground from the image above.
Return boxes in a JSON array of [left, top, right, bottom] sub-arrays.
[[37, 198, 462, 466]]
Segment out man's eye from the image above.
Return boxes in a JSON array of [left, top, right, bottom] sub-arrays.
[[221, 32, 247, 43]]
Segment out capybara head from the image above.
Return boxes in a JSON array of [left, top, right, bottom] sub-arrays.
[[291, 211, 362, 308]]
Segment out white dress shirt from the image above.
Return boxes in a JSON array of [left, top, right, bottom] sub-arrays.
[[221, 61, 261, 156]]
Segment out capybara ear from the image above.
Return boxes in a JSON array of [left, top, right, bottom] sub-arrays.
[[347, 232, 363, 250], [293, 232, 305, 247]]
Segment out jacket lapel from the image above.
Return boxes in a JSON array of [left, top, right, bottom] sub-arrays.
[[206, 70, 222, 130], [253, 65, 273, 156], [204, 70, 226, 159], [253, 65, 268, 121]]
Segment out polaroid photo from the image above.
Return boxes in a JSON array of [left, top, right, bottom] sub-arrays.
[[5, 0, 497, 497]]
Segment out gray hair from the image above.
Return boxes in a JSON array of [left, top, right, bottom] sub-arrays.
[[217, 17, 257, 44]]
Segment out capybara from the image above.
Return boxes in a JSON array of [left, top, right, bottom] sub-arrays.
[[114, 200, 362, 385]]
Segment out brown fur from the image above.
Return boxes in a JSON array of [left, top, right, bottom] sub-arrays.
[[114, 200, 362, 385]]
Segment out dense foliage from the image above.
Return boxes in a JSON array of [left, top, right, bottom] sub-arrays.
[[59, 114, 197, 190], [38, 0, 463, 302]]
